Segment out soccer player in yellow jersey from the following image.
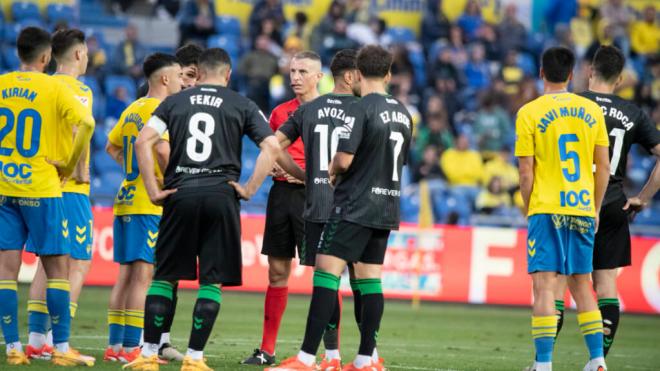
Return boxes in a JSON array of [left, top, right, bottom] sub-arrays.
[[0, 27, 94, 366], [25, 28, 95, 362], [515, 47, 611, 371], [104, 53, 182, 363]]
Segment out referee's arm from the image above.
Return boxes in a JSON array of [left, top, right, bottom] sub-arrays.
[[231, 135, 281, 200]]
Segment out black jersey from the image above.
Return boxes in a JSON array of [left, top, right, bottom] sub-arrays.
[[579, 91, 660, 205], [332, 93, 412, 230], [151, 84, 273, 190], [279, 93, 359, 223]]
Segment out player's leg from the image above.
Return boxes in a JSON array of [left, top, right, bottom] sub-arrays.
[[106, 264, 130, 361], [26, 261, 51, 359], [530, 271, 559, 371], [0, 198, 30, 364], [158, 282, 183, 361], [553, 275, 567, 337], [122, 261, 153, 361], [65, 193, 94, 327], [593, 269, 619, 357]]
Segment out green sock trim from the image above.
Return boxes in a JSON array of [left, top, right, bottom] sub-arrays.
[[147, 281, 174, 300], [554, 300, 565, 311], [598, 298, 620, 307], [358, 278, 382, 295], [349, 279, 360, 292], [197, 285, 222, 303], [313, 270, 340, 291]]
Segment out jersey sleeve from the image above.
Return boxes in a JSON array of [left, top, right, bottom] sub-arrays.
[[107, 120, 123, 147], [336, 103, 366, 154], [245, 100, 273, 145], [593, 108, 609, 147], [56, 80, 92, 127], [634, 110, 660, 151], [277, 106, 303, 142], [514, 107, 534, 157]]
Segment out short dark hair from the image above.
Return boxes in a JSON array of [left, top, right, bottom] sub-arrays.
[[541, 46, 575, 83], [356, 45, 392, 78], [176, 44, 204, 67], [198, 48, 232, 72], [143, 52, 179, 79], [17, 27, 51, 63], [330, 49, 357, 77], [293, 50, 321, 63], [51, 29, 85, 60], [592, 45, 625, 82]]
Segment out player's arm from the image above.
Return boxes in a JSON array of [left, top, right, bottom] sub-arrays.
[[105, 142, 123, 166], [231, 135, 281, 200], [155, 138, 170, 175], [625, 143, 660, 214], [593, 145, 611, 225], [136, 117, 176, 205], [330, 106, 364, 185], [274, 126, 304, 181], [518, 156, 534, 216]]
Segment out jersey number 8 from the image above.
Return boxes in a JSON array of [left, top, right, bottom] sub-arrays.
[[186, 112, 215, 162]]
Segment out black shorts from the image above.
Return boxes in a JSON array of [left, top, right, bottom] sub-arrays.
[[594, 194, 631, 270], [318, 218, 390, 264], [261, 181, 305, 261], [154, 185, 242, 286], [301, 221, 324, 266]]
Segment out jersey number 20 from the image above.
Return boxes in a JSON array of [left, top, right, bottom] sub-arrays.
[[0, 108, 42, 157]]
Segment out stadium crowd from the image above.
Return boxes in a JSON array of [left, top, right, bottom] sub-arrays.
[[0, 0, 657, 227]]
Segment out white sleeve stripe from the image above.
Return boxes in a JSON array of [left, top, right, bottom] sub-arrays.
[[147, 116, 167, 136]]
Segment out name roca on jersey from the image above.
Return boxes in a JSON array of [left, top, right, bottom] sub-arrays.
[[595, 96, 635, 131]]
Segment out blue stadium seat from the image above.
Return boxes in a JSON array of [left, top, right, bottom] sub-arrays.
[[93, 150, 122, 174], [386, 27, 416, 44], [11, 2, 41, 22], [90, 171, 122, 204], [79, 75, 101, 96], [214, 16, 241, 37], [408, 47, 427, 88], [47, 3, 75, 25], [207, 34, 240, 59], [104, 75, 137, 102], [2, 46, 20, 70], [92, 127, 109, 150]]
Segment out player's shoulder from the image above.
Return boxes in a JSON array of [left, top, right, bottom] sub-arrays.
[[569, 92, 602, 111], [273, 98, 299, 114]]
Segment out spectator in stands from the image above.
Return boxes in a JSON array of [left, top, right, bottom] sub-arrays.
[[413, 146, 445, 183], [421, 0, 451, 52], [313, 0, 347, 51], [499, 49, 524, 95], [320, 18, 359, 64], [431, 47, 462, 87], [631, 5, 659, 57], [463, 43, 490, 91], [287, 12, 312, 49], [476, 24, 500, 61], [249, 0, 285, 47], [415, 113, 454, 160], [473, 90, 512, 152], [600, 0, 633, 55], [86, 34, 108, 79], [440, 133, 483, 187], [178, 0, 216, 46], [510, 77, 539, 114], [106, 86, 130, 120], [475, 176, 512, 214], [112, 24, 146, 80], [481, 148, 519, 192], [429, 74, 461, 131], [345, 0, 370, 24], [390, 45, 414, 86], [447, 25, 468, 68], [497, 3, 527, 54], [258, 18, 284, 49], [239, 35, 280, 111], [457, 0, 483, 42]]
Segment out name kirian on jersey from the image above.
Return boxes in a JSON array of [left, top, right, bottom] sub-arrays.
[[600, 106, 635, 131], [537, 107, 597, 133], [2, 87, 37, 102], [190, 94, 223, 108]]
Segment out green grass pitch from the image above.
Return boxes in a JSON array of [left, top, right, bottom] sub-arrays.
[[1, 285, 659, 370]]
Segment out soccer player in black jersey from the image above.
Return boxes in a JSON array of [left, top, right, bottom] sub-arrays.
[[275, 49, 362, 370], [554, 46, 660, 359], [124, 48, 281, 371], [267, 45, 412, 371]]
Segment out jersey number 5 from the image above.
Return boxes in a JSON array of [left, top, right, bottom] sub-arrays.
[[558, 133, 580, 182], [186, 112, 215, 162]]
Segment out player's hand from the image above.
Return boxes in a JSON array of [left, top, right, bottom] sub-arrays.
[[229, 181, 252, 200], [149, 189, 177, 206], [329, 172, 337, 187], [285, 173, 304, 185], [46, 158, 73, 185], [623, 196, 647, 221], [594, 214, 600, 233], [270, 163, 286, 178]]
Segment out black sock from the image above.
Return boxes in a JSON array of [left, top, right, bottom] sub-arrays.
[[350, 279, 362, 330], [301, 271, 340, 355], [598, 298, 620, 357], [163, 283, 178, 335], [144, 281, 175, 345], [357, 279, 384, 356], [555, 300, 565, 338], [188, 285, 222, 351], [323, 292, 341, 351]]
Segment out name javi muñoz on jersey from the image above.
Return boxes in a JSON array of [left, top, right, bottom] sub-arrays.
[[515, 93, 609, 217], [279, 93, 359, 223], [150, 84, 273, 190], [332, 93, 412, 230], [108, 97, 168, 216], [579, 91, 660, 205], [0, 71, 91, 198]]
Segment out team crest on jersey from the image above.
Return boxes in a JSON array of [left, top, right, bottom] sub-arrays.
[[76, 95, 90, 107]]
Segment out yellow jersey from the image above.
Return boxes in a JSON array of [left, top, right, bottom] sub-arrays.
[[0, 71, 91, 198], [108, 97, 168, 216], [53, 74, 94, 195], [515, 92, 609, 217]]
